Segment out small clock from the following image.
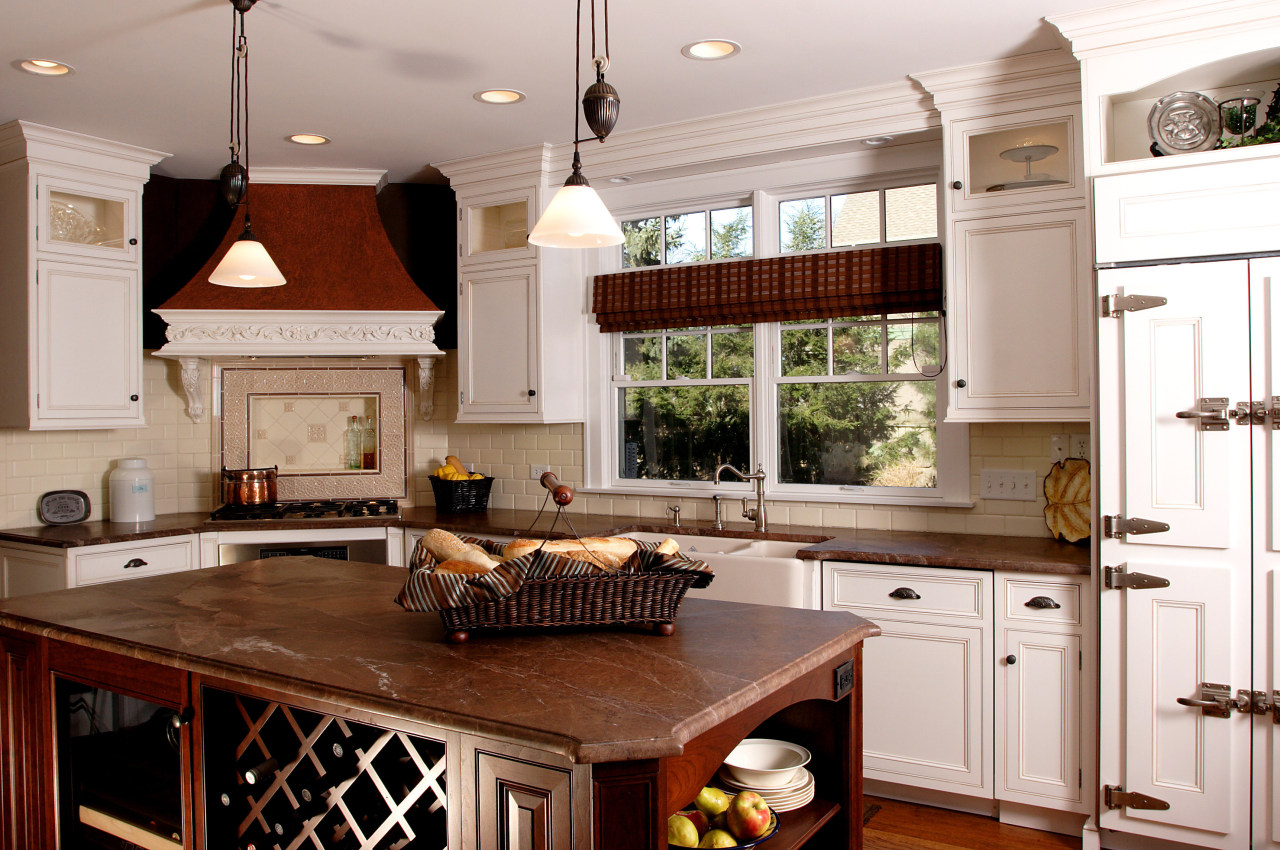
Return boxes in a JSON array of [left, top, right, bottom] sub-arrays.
[[38, 490, 91, 525]]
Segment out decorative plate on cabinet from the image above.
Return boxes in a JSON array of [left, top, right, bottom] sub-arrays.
[[1148, 91, 1221, 155], [38, 490, 90, 525]]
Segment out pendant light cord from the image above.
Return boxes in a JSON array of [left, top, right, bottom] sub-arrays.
[[573, 0, 582, 160]]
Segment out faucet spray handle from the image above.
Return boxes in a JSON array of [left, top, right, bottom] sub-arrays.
[[666, 504, 682, 527]]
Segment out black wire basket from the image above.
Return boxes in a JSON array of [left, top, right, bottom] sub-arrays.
[[428, 475, 494, 513]]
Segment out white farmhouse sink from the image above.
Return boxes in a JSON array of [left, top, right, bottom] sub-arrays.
[[622, 532, 820, 609]]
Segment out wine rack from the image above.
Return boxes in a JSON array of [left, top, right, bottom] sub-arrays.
[[203, 688, 447, 850]]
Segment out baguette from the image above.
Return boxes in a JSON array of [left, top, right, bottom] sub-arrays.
[[501, 536, 639, 568], [654, 538, 680, 556]]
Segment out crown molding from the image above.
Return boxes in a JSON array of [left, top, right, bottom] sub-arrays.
[[250, 166, 388, 190]]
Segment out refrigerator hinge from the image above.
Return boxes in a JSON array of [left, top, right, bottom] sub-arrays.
[[1102, 293, 1168, 317], [1104, 564, 1171, 590], [1104, 785, 1170, 811], [1103, 515, 1171, 539]]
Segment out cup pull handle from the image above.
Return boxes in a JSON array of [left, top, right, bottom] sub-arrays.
[[123, 558, 148, 569], [1026, 595, 1062, 609], [889, 587, 921, 600]]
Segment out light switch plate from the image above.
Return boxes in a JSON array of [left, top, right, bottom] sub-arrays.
[[980, 469, 1039, 501]]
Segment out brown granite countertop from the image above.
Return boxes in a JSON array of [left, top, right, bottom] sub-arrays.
[[0, 557, 878, 763], [800, 531, 1090, 575], [0, 508, 1089, 574]]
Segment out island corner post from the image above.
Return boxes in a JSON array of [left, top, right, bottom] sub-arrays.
[[0, 557, 876, 850]]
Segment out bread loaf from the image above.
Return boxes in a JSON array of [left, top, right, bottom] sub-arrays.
[[501, 536, 639, 569], [451, 543, 501, 570], [654, 538, 680, 556], [422, 528, 470, 562], [433, 558, 492, 576]]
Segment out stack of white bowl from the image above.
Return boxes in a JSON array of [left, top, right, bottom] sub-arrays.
[[717, 738, 815, 812]]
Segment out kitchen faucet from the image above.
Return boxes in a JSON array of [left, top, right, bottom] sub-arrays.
[[713, 463, 767, 532]]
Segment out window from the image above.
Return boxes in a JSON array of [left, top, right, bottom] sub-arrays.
[[779, 184, 937, 253], [615, 316, 941, 491], [622, 204, 752, 268]]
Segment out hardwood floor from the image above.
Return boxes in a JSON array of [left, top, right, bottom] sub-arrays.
[[861, 797, 1082, 850]]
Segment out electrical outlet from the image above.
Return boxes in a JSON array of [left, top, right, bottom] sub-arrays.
[[530, 464, 551, 479], [1070, 434, 1090, 461], [980, 469, 1039, 501], [1049, 434, 1068, 463]]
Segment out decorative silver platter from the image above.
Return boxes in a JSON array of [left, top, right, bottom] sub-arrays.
[[1148, 91, 1220, 155]]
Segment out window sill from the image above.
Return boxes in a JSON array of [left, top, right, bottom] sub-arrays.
[[578, 484, 975, 510]]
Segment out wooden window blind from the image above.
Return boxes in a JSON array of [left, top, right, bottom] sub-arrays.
[[591, 243, 942, 333]]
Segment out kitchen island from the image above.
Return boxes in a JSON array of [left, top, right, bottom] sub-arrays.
[[0, 556, 878, 850]]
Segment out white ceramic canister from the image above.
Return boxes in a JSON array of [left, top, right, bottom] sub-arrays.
[[109, 458, 155, 522]]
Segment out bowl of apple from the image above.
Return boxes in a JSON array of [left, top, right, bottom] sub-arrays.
[[668, 786, 779, 848]]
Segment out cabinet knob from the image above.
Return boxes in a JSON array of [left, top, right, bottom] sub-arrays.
[[951, 180, 963, 190], [130, 394, 139, 402], [888, 587, 921, 600], [1025, 595, 1062, 609], [1006, 655, 1017, 665], [123, 558, 148, 569], [955, 379, 967, 388], [527, 389, 537, 397], [168, 707, 193, 728], [129, 237, 139, 246]]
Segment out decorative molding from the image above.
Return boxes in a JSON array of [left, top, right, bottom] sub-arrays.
[[0, 119, 169, 179], [152, 309, 445, 359], [167, 323, 437, 344], [910, 50, 1081, 111], [250, 166, 389, 190], [422, 355, 442, 422], [178, 357, 205, 423], [1049, 0, 1280, 60]]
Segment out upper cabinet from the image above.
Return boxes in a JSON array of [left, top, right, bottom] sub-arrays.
[[0, 120, 168, 430], [1052, 1, 1280, 265], [440, 148, 589, 424], [913, 52, 1093, 422]]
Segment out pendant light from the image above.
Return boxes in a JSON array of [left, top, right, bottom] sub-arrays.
[[528, 0, 625, 248], [209, 0, 285, 287]]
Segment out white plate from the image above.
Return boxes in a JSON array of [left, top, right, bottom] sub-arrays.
[[717, 767, 815, 811], [717, 766, 809, 794], [767, 784, 814, 813]]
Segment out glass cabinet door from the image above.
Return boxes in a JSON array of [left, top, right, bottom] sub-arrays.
[[54, 676, 186, 849], [37, 175, 140, 263], [947, 107, 1085, 214], [459, 189, 536, 265]]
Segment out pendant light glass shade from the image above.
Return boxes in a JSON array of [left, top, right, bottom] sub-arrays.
[[529, 181, 624, 248], [209, 225, 286, 287]]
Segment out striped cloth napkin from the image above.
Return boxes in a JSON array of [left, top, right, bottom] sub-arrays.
[[395, 536, 713, 614]]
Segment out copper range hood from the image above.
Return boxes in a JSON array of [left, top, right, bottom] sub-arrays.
[[153, 168, 444, 422]]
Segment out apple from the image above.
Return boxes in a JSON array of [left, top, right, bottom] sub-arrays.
[[725, 790, 772, 841], [678, 809, 710, 836], [698, 829, 738, 848], [667, 813, 700, 848], [693, 786, 733, 822]]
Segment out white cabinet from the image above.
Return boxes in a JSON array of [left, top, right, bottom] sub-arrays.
[[0, 121, 167, 430], [824, 562, 993, 797], [995, 574, 1086, 812], [912, 52, 1093, 423], [947, 209, 1092, 419], [442, 154, 590, 425], [0, 534, 198, 598]]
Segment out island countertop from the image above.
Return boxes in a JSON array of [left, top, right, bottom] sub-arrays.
[[0, 556, 879, 764]]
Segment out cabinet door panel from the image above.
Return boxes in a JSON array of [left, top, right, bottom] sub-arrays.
[[949, 209, 1091, 418], [1102, 262, 1251, 549], [459, 267, 538, 417], [477, 752, 572, 850], [998, 630, 1081, 807], [861, 618, 990, 795], [35, 260, 140, 423]]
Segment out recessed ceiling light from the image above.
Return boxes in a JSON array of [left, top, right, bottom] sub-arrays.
[[18, 58, 75, 76], [287, 133, 331, 145], [862, 136, 894, 147], [681, 40, 741, 60], [474, 89, 527, 105]]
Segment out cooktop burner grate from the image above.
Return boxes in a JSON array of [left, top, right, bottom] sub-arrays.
[[209, 499, 399, 521]]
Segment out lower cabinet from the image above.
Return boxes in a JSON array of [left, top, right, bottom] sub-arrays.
[[0, 534, 198, 598], [467, 744, 579, 850], [824, 561, 1090, 820]]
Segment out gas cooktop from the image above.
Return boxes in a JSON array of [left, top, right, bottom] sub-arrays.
[[209, 499, 399, 521]]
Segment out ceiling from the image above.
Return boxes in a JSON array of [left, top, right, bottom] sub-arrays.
[[2, 0, 1123, 185]]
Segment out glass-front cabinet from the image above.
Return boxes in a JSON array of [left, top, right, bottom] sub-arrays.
[[945, 105, 1086, 214], [458, 188, 535, 266], [36, 173, 140, 265]]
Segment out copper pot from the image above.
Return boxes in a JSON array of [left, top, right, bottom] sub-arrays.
[[221, 466, 278, 506]]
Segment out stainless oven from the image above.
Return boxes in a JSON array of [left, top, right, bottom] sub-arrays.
[[218, 539, 388, 565]]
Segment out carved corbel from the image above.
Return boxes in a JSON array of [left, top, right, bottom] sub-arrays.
[[178, 357, 206, 423], [417, 356, 439, 420]]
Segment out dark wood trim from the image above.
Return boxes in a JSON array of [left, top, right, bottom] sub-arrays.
[[47, 640, 185, 706], [592, 759, 665, 850], [0, 628, 45, 850]]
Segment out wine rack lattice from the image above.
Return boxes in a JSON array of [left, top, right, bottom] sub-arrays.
[[204, 688, 447, 850]]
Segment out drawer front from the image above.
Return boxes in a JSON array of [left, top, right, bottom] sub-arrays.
[[826, 564, 988, 620], [73, 538, 195, 586], [1000, 576, 1083, 627]]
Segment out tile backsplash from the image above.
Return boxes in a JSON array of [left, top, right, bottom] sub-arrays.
[[0, 350, 1087, 538], [248, 394, 380, 473]]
